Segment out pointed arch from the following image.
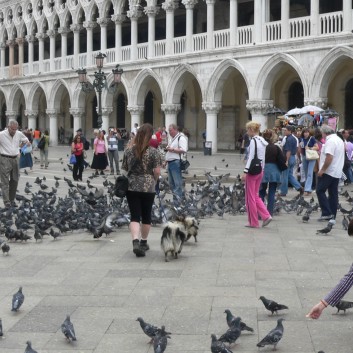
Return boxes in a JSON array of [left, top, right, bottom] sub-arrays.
[[254, 52, 308, 100], [27, 81, 47, 111], [102, 74, 130, 108], [7, 84, 26, 112], [47, 79, 72, 110]]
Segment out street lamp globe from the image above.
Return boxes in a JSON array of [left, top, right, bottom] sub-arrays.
[[112, 65, 123, 84], [95, 52, 106, 69], [77, 68, 87, 83]]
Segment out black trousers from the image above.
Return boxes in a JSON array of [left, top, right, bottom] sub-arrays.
[[126, 191, 155, 224]]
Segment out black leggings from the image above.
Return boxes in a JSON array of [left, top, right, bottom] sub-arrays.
[[126, 191, 155, 224]]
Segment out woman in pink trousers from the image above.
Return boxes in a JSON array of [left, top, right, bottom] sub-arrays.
[[241, 122, 272, 228]]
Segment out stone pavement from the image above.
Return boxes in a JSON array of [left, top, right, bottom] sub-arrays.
[[0, 146, 353, 353]]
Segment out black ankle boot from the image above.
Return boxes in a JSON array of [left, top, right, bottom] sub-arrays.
[[133, 239, 145, 257]]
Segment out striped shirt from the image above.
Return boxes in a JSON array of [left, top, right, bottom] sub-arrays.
[[108, 136, 118, 150], [324, 263, 353, 306]]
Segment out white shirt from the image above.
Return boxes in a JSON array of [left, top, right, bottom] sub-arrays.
[[319, 134, 345, 178], [244, 136, 268, 172], [165, 133, 188, 161], [0, 129, 29, 156]]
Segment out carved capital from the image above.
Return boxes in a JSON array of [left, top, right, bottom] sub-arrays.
[[58, 27, 70, 35], [246, 99, 273, 115], [25, 34, 36, 43], [47, 30, 57, 38], [69, 108, 85, 117], [83, 21, 97, 30], [46, 109, 57, 118], [161, 104, 181, 114], [97, 17, 110, 27], [36, 33, 47, 41], [70, 23, 82, 32], [24, 110, 38, 119], [101, 107, 113, 116], [206, 0, 216, 5], [144, 6, 159, 16], [6, 110, 17, 119], [16, 37, 25, 46], [182, 0, 197, 9], [127, 105, 144, 114], [111, 14, 126, 24], [0, 42, 6, 49], [6, 39, 16, 47], [127, 7, 142, 19], [202, 102, 222, 114], [304, 98, 328, 109], [162, 0, 179, 12]]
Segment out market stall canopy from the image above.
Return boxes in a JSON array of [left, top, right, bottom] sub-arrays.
[[299, 105, 324, 114], [298, 113, 314, 126], [286, 107, 302, 115]]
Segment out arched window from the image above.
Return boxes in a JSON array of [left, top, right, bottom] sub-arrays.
[[288, 81, 304, 109], [144, 91, 154, 125], [345, 78, 353, 128]]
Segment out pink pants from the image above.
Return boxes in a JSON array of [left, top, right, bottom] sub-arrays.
[[245, 172, 271, 227]]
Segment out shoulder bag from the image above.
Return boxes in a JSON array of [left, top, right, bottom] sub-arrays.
[[114, 158, 138, 198], [178, 135, 190, 171], [69, 154, 77, 165], [247, 138, 262, 175], [37, 137, 45, 150], [305, 137, 319, 160]]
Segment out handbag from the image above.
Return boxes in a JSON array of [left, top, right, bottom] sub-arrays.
[[178, 135, 190, 171], [247, 138, 262, 175], [114, 175, 129, 198], [69, 154, 77, 164], [21, 145, 32, 155], [276, 145, 288, 172], [37, 137, 45, 150], [305, 136, 319, 160]]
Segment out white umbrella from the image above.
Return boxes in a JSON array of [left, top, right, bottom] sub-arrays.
[[300, 105, 324, 114], [286, 107, 302, 116]]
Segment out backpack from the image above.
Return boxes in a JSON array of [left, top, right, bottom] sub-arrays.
[[84, 139, 90, 151], [114, 175, 129, 198], [37, 137, 45, 150]]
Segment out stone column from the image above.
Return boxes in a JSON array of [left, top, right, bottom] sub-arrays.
[[343, 0, 352, 33], [46, 109, 58, 146], [6, 111, 17, 124], [202, 102, 222, 154], [70, 108, 85, 135], [111, 14, 126, 62], [144, 6, 159, 58], [229, 0, 238, 46], [6, 39, 15, 67], [246, 99, 273, 130], [101, 107, 113, 133], [36, 33, 46, 72], [0, 42, 6, 78], [24, 110, 38, 131], [58, 27, 70, 70], [127, 105, 144, 130], [16, 37, 24, 65], [47, 30, 56, 72], [127, 6, 141, 61], [97, 18, 109, 52], [25, 35, 35, 74], [254, 0, 263, 43], [161, 104, 181, 130], [311, 0, 320, 36], [162, 0, 178, 55], [182, 0, 197, 52], [83, 21, 97, 66], [206, 0, 215, 49], [70, 24, 82, 69], [281, 0, 289, 39]]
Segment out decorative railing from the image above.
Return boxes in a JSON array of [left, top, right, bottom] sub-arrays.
[[320, 11, 343, 35], [54, 58, 61, 71], [214, 29, 230, 48], [265, 21, 281, 41], [238, 25, 253, 45], [43, 60, 50, 72], [78, 53, 87, 68], [174, 37, 186, 54], [137, 43, 148, 60], [289, 16, 311, 38], [65, 56, 74, 70], [105, 48, 115, 64], [121, 47, 130, 62], [193, 33, 207, 51], [154, 39, 165, 57]]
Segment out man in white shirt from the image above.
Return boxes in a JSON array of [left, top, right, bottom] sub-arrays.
[[0, 120, 30, 207], [316, 125, 345, 225], [165, 124, 188, 203]]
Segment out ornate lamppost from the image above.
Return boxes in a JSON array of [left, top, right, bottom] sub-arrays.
[[77, 52, 123, 128]]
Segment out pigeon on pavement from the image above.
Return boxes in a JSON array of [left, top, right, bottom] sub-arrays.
[[136, 317, 171, 343], [218, 317, 241, 345], [61, 315, 76, 342], [12, 287, 24, 312], [259, 296, 288, 315], [210, 334, 233, 353], [335, 299, 353, 314], [153, 326, 170, 353], [0, 318, 3, 337], [224, 309, 254, 332], [0, 239, 10, 255], [24, 341, 38, 353], [316, 222, 333, 235], [257, 318, 284, 351]]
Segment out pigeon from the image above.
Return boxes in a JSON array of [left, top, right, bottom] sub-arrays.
[[257, 318, 284, 350], [0, 240, 10, 255], [61, 315, 76, 342], [50, 228, 61, 240], [12, 287, 24, 312], [342, 215, 349, 230], [218, 317, 241, 345], [335, 299, 353, 314], [0, 318, 3, 337], [224, 309, 254, 332], [24, 169, 28, 175], [348, 217, 353, 236], [259, 296, 288, 315], [316, 222, 333, 235], [136, 317, 170, 343], [24, 340, 38, 353], [210, 334, 233, 353], [153, 326, 170, 353]]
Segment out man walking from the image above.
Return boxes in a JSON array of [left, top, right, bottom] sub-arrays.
[[165, 124, 188, 203], [279, 125, 303, 196], [107, 128, 121, 175], [0, 120, 30, 207], [316, 125, 345, 223]]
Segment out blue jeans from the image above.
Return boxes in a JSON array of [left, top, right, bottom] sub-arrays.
[[259, 182, 277, 216], [168, 159, 183, 202], [316, 173, 339, 218], [280, 155, 301, 195], [302, 156, 315, 192]]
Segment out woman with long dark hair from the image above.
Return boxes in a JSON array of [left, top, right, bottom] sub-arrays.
[[122, 123, 161, 257]]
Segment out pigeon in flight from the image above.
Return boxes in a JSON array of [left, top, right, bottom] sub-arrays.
[[210, 334, 233, 353], [24, 340, 38, 353], [257, 318, 284, 351], [259, 296, 288, 315], [224, 309, 254, 332], [61, 315, 76, 342], [12, 287, 24, 312], [136, 317, 171, 343], [335, 299, 353, 314]]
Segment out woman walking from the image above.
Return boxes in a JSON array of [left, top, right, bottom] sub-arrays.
[[91, 130, 108, 175], [259, 129, 283, 216], [40, 130, 50, 169], [299, 128, 319, 196], [122, 123, 161, 257], [241, 122, 272, 228], [71, 135, 84, 181]]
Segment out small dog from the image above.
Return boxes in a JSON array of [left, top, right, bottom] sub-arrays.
[[161, 216, 200, 262]]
